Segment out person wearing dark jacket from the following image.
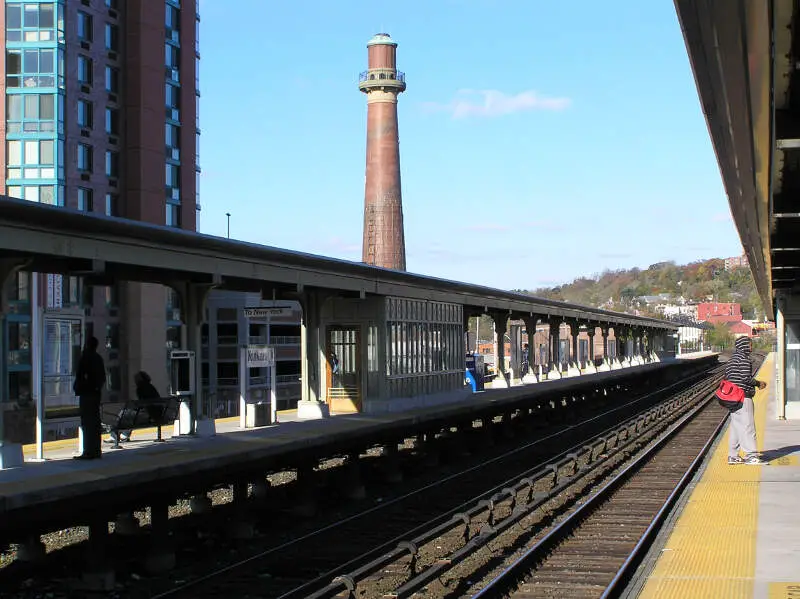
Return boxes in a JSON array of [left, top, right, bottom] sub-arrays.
[[726, 336, 767, 465], [73, 336, 106, 460], [107, 371, 161, 444]]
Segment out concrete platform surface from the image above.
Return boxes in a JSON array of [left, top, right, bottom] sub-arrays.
[[638, 353, 800, 599]]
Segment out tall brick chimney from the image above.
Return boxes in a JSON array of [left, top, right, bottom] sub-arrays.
[[359, 33, 407, 270]]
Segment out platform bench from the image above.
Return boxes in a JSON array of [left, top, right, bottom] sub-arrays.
[[100, 397, 180, 449]]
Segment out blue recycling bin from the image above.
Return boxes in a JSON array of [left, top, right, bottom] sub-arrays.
[[465, 353, 485, 392]]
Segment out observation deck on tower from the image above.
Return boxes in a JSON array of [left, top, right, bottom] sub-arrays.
[[358, 69, 406, 93]]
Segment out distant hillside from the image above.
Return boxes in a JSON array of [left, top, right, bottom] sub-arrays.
[[516, 259, 763, 320]]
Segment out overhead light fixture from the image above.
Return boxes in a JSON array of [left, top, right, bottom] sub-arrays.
[[777, 138, 800, 149]]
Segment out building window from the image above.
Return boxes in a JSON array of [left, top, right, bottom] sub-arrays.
[[165, 123, 180, 148], [77, 187, 93, 212], [78, 143, 92, 172], [104, 284, 118, 307], [78, 55, 92, 85], [165, 83, 180, 121], [77, 99, 92, 128], [77, 11, 92, 42], [105, 323, 119, 350], [8, 271, 30, 302], [8, 185, 56, 205], [165, 44, 180, 82], [105, 150, 119, 178], [105, 0, 118, 8], [6, 3, 59, 44], [104, 23, 119, 51], [105, 66, 119, 93], [7, 139, 55, 180], [166, 203, 181, 228], [104, 193, 117, 216], [165, 163, 180, 187], [105, 107, 118, 135], [6, 94, 56, 134], [6, 47, 58, 88], [165, 43, 179, 69], [165, 5, 180, 30]]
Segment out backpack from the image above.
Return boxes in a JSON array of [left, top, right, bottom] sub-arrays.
[[716, 379, 745, 412]]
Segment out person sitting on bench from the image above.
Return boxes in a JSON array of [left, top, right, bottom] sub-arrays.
[[107, 371, 161, 444]]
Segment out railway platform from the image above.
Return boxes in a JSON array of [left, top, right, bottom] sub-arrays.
[[637, 353, 800, 599], [0, 360, 703, 544]]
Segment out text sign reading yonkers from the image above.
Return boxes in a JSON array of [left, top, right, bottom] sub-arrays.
[[246, 346, 274, 368], [243, 307, 293, 319]]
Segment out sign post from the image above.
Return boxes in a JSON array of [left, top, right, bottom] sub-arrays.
[[241, 345, 275, 427], [31, 273, 44, 461], [244, 305, 291, 425]]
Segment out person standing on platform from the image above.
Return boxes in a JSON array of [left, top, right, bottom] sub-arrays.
[[73, 336, 106, 460], [726, 336, 767, 465], [521, 343, 530, 378]]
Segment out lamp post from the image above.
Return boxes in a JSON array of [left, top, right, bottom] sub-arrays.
[[225, 212, 231, 239]]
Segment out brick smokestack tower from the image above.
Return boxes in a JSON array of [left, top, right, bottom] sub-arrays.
[[359, 33, 407, 270]]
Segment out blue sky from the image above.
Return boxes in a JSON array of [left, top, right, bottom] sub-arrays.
[[197, 0, 742, 290]]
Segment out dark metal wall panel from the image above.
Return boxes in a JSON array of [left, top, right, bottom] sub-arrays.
[[674, 0, 775, 318]]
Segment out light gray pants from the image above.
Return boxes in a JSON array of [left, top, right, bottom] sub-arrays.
[[729, 397, 758, 458]]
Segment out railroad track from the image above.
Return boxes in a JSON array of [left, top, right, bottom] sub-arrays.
[[469, 355, 765, 599], [470, 394, 725, 598], [150, 364, 723, 599]]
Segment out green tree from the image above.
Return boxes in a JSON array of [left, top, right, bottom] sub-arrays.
[[706, 323, 734, 350]]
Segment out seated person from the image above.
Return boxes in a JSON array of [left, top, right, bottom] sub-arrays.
[[107, 371, 161, 444]]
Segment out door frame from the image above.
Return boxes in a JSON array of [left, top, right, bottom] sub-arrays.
[[325, 324, 362, 413]]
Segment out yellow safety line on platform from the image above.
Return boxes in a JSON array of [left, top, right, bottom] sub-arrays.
[[637, 353, 773, 599], [21, 411, 296, 457]]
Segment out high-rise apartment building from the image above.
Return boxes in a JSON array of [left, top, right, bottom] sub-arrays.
[[0, 0, 200, 443]]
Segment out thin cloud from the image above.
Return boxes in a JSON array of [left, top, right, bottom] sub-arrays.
[[712, 211, 732, 222], [422, 89, 571, 119]]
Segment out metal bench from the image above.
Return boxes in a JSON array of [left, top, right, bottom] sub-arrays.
[[100, 397, 180, 449]]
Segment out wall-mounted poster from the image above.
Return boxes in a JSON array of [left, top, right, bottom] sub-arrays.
[[42, 316, 83, 418]]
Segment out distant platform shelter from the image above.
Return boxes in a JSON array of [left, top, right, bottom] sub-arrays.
[[319, 296, 466, 414]]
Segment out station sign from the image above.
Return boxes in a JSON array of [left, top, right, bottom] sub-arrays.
[[246, 345, 274, 368], [243, 307, 293, 319]]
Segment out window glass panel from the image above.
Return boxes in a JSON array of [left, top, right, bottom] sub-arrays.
[[7, 141, 22, 166], [105, 66, 118, 92], [7, 95, 22, 121], [40, 3, 54, 29], [24, 140, 38, 164], [23, 50, 38, 73], [40, 186, 55, 205], [23, 4, 39, 28], [105, 193, 116, 216], [40, 140, 54, 165], [6, 51, 21, 74], [24, 94, 38, 119], [7, 5, 21, 29], [24, 186, 39, 203], [40, 94, 54, 120]]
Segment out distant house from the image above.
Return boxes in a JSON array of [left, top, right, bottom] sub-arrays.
[[697, 302, 742, 323], [725, 320, 753, 338]]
